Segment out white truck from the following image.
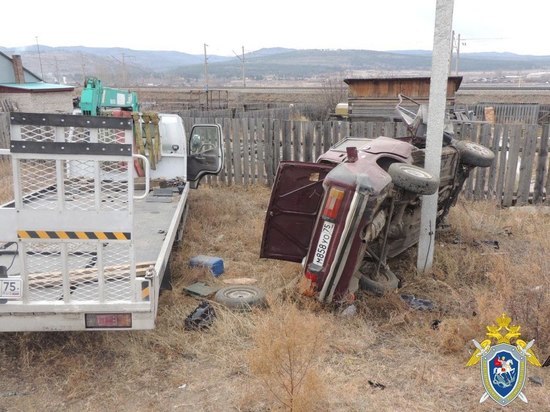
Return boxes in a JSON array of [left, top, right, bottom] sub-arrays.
[[0, 112, 223, 331]]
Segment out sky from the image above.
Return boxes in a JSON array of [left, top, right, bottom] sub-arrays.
[[2, 0, 548, 56]]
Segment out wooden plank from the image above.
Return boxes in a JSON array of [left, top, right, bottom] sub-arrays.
[[303, 122, 313, 162], [341, 121, 350, 139], [271, 119, 282, 176], [248, 117, 256, 185], [486, 123, 501, 200], [366, 122, 374, 138], [314, 121, 322, 161], [516, 124, 538, 205], [283, 120, 291, 161], [273, 119, 281, 173], [383, 122, 394, 137], [502, 125, 522, 206], [265, 118, 274, 185], [474, 124, 490, 200], [323, 122, 332, 153], [495, 125, 509, 202], [28, 262, 155, 288], [533, 124, 549, 203], [293, 121, 301, 161], [223, 118, 232, 185], [350, 122, 359, 136], [256, 118, 266, 185], [232, 119, 243, 185], [242, 118, 250, 185]]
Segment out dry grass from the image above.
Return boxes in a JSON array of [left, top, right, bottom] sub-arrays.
[[1, 184, 549, 411]]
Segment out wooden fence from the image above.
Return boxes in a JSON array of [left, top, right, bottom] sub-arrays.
[[0, 113, 547, 206], [183, 117, 549, 206]]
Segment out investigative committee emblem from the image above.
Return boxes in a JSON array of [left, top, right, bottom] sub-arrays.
[[466, 313, 541, 406]]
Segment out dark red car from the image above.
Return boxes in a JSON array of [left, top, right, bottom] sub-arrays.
[[260, 98, 494, 303]]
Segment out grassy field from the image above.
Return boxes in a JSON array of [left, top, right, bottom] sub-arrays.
[[0, 183, 549, 411]]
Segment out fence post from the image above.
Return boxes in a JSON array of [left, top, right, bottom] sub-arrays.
[[534, 123, 549, 204]]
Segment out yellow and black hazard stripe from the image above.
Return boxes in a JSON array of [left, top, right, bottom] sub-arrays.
[[141, 280, 150, 301], [17, 230, 131, 240]]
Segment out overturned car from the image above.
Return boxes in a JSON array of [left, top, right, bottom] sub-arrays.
[[260, 96, 494, 303]]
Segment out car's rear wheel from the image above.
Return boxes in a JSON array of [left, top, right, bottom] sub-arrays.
[[213, 285, 267, 310], [388, 163, 439, 195], [454, 140, 494, 167], [359, 266, 399, 296]]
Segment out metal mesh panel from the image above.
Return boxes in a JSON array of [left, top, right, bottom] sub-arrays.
[[19, 159, 57, 210], [65, 160, 96, 211], [20, 125, 55, 142], [65, 127, 91, 143], [102, 242, 132, 301], [25, 241, 133, 302], [26, 242, 63, 301], [99, 161, 129, 211], [98, 128, 127, 145]]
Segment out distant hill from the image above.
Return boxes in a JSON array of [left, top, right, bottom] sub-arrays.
[[2, 45, 550, 86]]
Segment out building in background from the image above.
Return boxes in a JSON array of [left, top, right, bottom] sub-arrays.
[[0, 52, 74, 112]]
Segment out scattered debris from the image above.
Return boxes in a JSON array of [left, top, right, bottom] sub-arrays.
[[368, 380, 386, 390], [222, 277, 258, 285], [473, 239, 499, 249], [400, 294, 435, 311], [431, 319, 441, 330], [178, 384, 187, 390], [183, 282, 220, 297], [528, 376, 544, 386], [189, 255, 224, 277], [184, 301, 216, 331], [340, 304, 357, 317]]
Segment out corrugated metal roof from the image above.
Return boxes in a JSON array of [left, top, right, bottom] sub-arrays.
[[0, 82, 74, 91]]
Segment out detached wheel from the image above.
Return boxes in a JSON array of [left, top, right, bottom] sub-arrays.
[[359, 266, 399, 296], [454, 140, 494, 167], [388, 163, 439, 195], [214, 285, 267, 310]]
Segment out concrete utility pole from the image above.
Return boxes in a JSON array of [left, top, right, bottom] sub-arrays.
[[35, 36, 44, 80], [241, 46, 246, 87], [203, 43, 209, 91], [417, 0, 454, 273], [233, 46, 246, 87]]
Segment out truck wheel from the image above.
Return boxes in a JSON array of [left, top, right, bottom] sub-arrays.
[[359, 266, 399, 296], [388, 163, 439, 195], [214, 285, 267, 311], [454, 140, 494, 167]]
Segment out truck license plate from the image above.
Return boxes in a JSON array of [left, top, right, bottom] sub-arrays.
[[0, 278, 22, 300], [312, 221, 335, 267]]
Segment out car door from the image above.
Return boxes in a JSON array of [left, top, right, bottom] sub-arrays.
[[260, 161, 335, 262], [187, 124, 224, 188]]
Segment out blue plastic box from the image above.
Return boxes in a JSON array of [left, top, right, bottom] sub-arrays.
[[189, 255, 224, 277]]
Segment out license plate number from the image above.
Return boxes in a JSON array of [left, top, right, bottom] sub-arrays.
[[312, 221, 335, 267], [0, 278, 22, 300]]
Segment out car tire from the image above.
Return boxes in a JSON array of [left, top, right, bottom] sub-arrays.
[[213, 285, 267, 310], [388, 163, 439, 195], [359, 266, 400, 296], [454, 140, 494, 167]]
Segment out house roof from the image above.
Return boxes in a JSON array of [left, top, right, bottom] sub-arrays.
[[0, 82, 74, 92], [0, 50, 43, 83]]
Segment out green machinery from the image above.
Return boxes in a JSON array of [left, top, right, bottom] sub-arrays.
[[79, 77, 140, 116]]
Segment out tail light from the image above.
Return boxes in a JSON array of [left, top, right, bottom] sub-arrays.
[[322, 187, 345, 221], [305, 270, 318, 282], [85, 313, 132, 328]]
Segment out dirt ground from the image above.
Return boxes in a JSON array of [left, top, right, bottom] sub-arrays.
[[1, 185, 549, 412]]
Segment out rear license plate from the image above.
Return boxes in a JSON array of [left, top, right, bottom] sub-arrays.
[[312, 221, 335, 267], [0, 278, 22, 300]]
